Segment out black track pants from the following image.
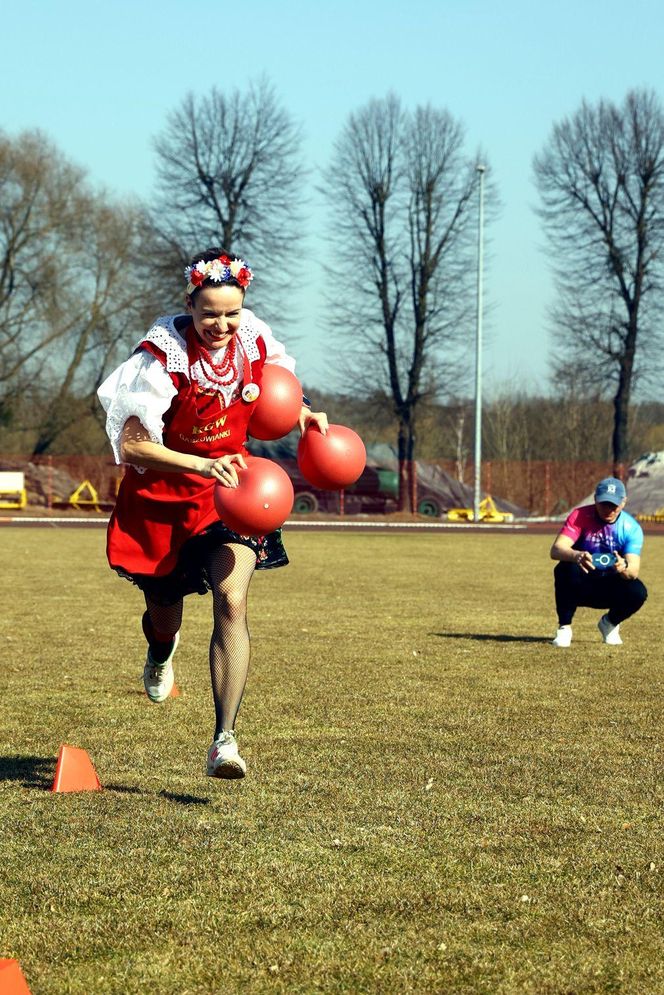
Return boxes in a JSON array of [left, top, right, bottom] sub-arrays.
[[554, 561, 648, 627]]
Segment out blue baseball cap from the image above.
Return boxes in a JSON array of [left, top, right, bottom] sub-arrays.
[[594, 477, 626, 505]]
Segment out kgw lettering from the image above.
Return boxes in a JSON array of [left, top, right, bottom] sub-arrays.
[[192, 415, 228, 436]]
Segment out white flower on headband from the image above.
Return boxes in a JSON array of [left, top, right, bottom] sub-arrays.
[[184, 254, 254, 292], [208, 259, 225, 281]]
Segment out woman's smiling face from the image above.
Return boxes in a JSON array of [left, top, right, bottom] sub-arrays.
[[186, 284, 244, 350]]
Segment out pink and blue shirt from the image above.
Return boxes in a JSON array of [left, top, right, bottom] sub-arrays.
[[560, 505, 644, 557]]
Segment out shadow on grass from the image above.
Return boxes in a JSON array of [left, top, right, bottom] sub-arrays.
[[159, 790, 210, 806], [125, 689, 182, 702], [0, 760, 211, 803], [0, 755, 54, 788], [105, 783, 145, 795], [432, 632, 552, 644]]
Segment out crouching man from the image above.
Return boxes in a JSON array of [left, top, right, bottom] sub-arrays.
[[550, 477, 647, 647]]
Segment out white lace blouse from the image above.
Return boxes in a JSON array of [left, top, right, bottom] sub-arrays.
[[97, 310, 296, 464]]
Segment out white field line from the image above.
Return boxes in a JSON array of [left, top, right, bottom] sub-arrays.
[[0, 516, 529, 531], [286, 520, 528, 530], [0, 517, 108, 525]]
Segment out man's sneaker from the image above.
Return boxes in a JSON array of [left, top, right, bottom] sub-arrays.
[[207, 731, 246, 779], [552, 625, 572, 647], [598, 614, 623, 645], [143, 632, 179, 702]]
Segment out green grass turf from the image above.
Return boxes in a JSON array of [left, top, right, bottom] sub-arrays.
[[0, 528, 662, 994]]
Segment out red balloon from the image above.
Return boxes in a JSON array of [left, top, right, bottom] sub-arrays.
[[297, 423, 367, 490], [248, 365, 302, 440], [214, 456, 294, 536]]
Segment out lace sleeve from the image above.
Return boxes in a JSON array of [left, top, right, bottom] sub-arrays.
[[97, 351, 178, 464]]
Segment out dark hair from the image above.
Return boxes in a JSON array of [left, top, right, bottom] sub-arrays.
[[186, 246, 248, 301]]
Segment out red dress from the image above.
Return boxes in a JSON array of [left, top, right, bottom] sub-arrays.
[[108, 323, 267, 579]]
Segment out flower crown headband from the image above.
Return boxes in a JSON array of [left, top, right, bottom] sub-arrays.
[[184, 254, 254, 294]]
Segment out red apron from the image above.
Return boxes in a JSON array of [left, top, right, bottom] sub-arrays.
[[108, 324, 266, 577]]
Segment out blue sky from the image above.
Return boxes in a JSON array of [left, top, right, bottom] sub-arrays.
[[3, 0, 664, 394]]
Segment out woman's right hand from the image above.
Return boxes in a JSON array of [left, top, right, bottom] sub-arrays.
[[200, 453, 247, 487]]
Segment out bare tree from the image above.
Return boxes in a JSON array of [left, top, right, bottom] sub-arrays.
[[534, 89, 664, 471], [0, 130, 83, 394], [482, 389, 533, 462], [31, 199, 159, 454], [439, 400, 471, 481], [322, 95, 487, 511], [0, 129, 159, 453], [151, 78, 304, 315]]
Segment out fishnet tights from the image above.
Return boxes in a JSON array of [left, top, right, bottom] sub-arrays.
[[143, 543, 256, 737], [206, 543, 256, 737], [143, 594, 182, 655]]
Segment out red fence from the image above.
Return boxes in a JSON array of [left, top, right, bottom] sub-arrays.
[[0, 455, 615, 516], [433, 460, 614, 517]]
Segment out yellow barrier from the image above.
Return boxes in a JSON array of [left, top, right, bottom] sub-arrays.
[[447, 494, 514, 524], [68, 480, 102, 512], [0, 471, 27, 509]]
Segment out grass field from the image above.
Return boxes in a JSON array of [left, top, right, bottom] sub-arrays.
[[0, 528, 662, 995]]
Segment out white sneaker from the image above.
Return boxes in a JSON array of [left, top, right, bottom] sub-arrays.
[[552, 625, 572, 647], [207, 731, 246, 779], [598, 614, 622, 645], [143, 631, 179, 702]]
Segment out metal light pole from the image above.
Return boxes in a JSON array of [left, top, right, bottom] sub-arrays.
[[473, 164, 486, 524]]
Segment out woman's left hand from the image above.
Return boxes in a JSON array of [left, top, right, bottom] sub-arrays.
[[298, 407, 328, 436], [204, 452, 247, 487]]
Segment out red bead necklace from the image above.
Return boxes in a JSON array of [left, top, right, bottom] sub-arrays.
[[195, 338, 238, 387]]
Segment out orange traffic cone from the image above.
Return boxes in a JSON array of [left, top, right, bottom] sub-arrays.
[[51, 745, 102, 793], [0, 959, 32, 994], [170, 683, 181, 698]]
